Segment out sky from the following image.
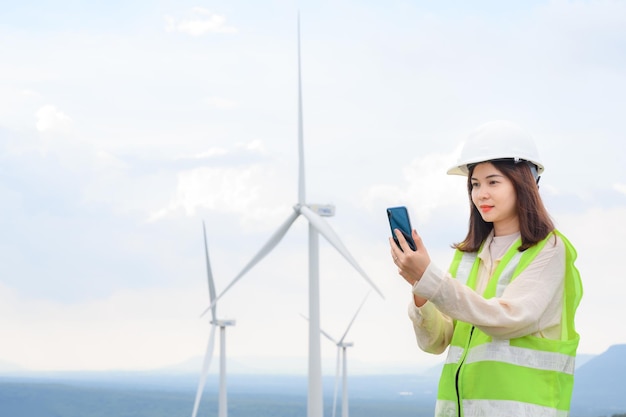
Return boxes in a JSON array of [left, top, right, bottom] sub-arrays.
[[0, 0, 625, 376]]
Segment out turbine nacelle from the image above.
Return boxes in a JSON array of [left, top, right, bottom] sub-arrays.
[[293, 203, 336, 217], [212, 319, 236, 327], [308, 204, 335, 217]]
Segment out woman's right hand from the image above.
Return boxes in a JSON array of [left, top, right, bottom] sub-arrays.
[[389, 229, 431, 307], [390, 228, 431, 284]]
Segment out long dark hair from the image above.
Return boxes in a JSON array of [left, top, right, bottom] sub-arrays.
[[453, 160, 554, 252]]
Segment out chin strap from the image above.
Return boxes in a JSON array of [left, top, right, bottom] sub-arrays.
[[527, 162, 541, 185]]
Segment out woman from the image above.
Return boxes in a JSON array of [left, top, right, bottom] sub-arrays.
[[390, 121, 583, 417]]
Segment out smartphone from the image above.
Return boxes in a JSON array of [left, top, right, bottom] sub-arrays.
[[386, 206, 417, 252]]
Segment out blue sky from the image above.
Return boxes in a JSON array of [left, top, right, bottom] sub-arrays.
[[1, 0, 625, 374]]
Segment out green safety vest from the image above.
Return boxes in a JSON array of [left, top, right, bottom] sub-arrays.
[[435, 230, 583, 417]]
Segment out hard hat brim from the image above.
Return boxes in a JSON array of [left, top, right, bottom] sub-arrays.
[[447, 158, 544, 177]]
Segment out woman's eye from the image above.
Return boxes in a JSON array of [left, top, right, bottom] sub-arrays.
[[471, 183, 479, 188]]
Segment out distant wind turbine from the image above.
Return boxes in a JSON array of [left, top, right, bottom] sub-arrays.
[[326, 292, 370, 417], [191, 221, 236, 417], [200, 14, 384, 417], [302, 291, 370, 417]]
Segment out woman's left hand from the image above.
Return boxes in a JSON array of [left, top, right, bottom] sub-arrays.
[[389, 228, 431, 286]]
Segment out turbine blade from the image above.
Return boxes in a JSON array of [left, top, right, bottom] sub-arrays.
[[332, 346, 341, 417], [202, 221, 218, 321], [200, 210, 300, 317], [319, 327, 338, 344], [191, 324, 217, 417], [339, 290, 371, 344], [297, 13, 306, 205], [299, 206, 385, 299], [300, 313, 337, 344]]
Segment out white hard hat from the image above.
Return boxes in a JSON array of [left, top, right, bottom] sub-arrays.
[[447, 120, 544, 177]]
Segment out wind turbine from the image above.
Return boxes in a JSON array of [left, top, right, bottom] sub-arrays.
[[201, 14, 384, 417], [302, 291, 370, 417], [326, 292, 370, 417], [191, 221, 236, 417]]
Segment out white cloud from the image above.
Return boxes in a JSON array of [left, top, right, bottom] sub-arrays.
[[164, 8, 237, 36], [613, 183, 626, 195], [35, 104, 73, 134], [364, 144, 465, 222], [147, 165, 268, 222], [242, 139, 265, 152], [146, 141, 286, 225]]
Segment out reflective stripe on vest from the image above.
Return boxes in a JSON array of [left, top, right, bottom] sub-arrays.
[[445, 340, 576, 374], [453, 251, 476, 286], [454, 249, 523, 295], [436, 399, 571, 417]]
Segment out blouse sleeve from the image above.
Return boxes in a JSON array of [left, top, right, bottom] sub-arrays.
[[407, 275, 454, 354], [412, 236, 566, 339]]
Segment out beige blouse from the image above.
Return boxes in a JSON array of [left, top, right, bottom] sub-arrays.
[[408, 231, 566, 355]]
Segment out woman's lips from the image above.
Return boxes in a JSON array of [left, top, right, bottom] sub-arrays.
[[479, 205, 493, 213]]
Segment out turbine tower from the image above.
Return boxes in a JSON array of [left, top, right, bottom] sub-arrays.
[[192, 221, 236, 417], [201, 15, 384, 417]]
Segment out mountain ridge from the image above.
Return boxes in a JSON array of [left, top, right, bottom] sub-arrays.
[[571, 343, 626, 416]]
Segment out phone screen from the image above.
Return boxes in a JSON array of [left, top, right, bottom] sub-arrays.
[[387, 206, 417, 252]]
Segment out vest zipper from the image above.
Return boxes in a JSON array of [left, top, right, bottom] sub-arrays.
[[455, 326, 475, 417]]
